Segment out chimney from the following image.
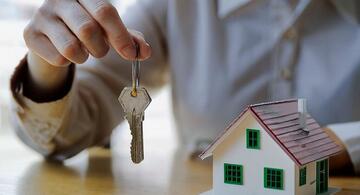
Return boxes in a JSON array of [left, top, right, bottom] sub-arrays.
[[298, 99, 308, 131]]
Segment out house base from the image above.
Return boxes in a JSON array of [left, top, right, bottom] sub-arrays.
[[199, 187, 341, 195]]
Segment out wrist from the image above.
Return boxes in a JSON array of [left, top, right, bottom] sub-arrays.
[[27, 51, 70, 91], [24, 52, 74, 101]]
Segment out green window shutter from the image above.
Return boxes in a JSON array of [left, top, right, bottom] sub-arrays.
[[299, 167, 306, 186], [316, 159, 329, 194], [264, 167, 284, 190], [246, 129, 260, 149], [224, 163, 243, 185]]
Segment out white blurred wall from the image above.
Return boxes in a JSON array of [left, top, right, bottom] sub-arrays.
[[0, 0, 31, 133]]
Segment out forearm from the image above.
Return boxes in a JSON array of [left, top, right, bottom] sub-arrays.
[[11, 54, 125, 160], [323, 127, 354, 175], [326, 122, 360, 175]]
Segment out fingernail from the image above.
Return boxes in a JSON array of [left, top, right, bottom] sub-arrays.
[[121, 45, 136, 59]]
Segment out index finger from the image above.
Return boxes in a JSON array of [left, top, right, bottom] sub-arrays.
[[78, 0, 136, 60]]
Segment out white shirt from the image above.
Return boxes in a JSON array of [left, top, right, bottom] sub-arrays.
[[10, 0, 360, 172]]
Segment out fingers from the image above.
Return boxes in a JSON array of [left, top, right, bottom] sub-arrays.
[[55, 1, 109, 58], [40, 18, 89, 64], [24, 24, 70, 67], [78, 0, 137, 60], [25, 0, 151, 66], [128, 30, 151, 60]]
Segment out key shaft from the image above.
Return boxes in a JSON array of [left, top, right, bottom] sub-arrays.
[[129, 111, 144, 163]]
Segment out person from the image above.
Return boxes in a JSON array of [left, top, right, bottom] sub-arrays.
[[9, 0, 359, 174]]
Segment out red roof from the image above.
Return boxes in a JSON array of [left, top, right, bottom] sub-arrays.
[[199, 99, 343, 166]]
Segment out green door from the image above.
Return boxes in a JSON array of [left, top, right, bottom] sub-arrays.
[[316, 159, 328, 194]]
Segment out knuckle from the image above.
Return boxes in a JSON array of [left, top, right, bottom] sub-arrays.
[[23, 24, 39, 49], [53, 54, 69, 66], [37, 4, 51, 18], [114, 36, 132, 49], [23, 24, 34, 41], [132, 30, 144, 38], [61, 39, 80, 57], [78, 22, 98, 40], [93, 44, 110, 58], [94, 3, 117, 21], [78, 53, 89, 64]]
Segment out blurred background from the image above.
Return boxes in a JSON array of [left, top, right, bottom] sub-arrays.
[[0, 0, 176, 145], [0, 0, 33, 135]]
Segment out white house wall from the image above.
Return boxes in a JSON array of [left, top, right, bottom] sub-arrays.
[[295, 162, 316, 195], [212, 110, 296, 195]]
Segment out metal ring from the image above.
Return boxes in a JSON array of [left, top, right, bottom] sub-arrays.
[[131, 43, 140, 97]]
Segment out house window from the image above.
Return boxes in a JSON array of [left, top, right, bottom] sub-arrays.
[[299, 167, 306, 186], [224, 163, 243, 185], [264, 167, 283, 190], [246, 129, 260, 149], [316, 159, 329, 194]]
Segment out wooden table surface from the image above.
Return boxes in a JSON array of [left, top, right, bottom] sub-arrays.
[[0, 128, 360, 195]]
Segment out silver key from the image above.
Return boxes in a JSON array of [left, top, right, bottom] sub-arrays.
[[119, 87, 151, 163], [118, 46, 152, 164]]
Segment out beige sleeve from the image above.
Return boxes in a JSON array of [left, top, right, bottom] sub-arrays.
[[328, 122, 360, 174], [9, 0, 169, 160]]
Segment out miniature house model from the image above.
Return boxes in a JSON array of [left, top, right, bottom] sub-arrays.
[[199, 99, 342, 195]]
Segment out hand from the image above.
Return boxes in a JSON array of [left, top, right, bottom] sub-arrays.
[[24, 0, 151, 67], [323, 127, 354, 175]]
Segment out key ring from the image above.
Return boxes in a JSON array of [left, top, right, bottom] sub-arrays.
[[131, 43, 140, 97]]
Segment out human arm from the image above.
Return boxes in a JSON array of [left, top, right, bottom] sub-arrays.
[[325, 122, 360, 175], [10, 0, 168, 160]]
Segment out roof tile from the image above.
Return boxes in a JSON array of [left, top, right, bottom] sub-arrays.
[[250, 99, 342, 165], [200, 99, 342, 165]]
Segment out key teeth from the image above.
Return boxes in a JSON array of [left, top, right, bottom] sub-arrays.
[[130, 141, 144, 164], [130, 136, 144, 164], [132, 157, 142, 164]]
